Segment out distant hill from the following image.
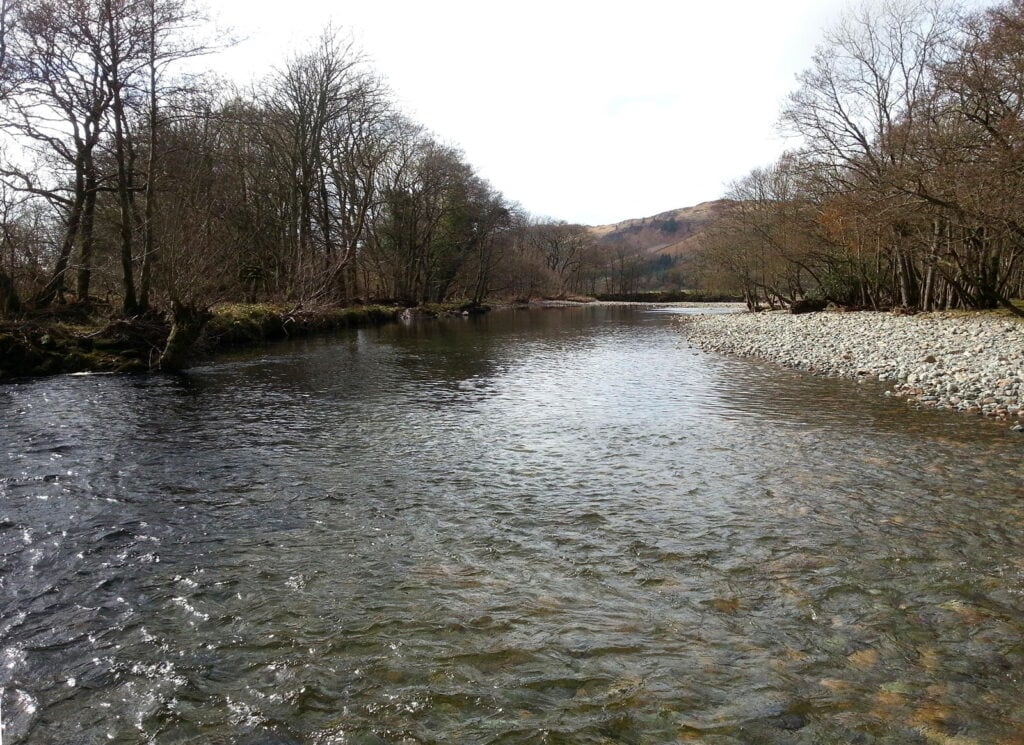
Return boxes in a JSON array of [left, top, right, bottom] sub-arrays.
[[589, 199, 734, 256]]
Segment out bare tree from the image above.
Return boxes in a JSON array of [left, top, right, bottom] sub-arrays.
[[0, 0, 114, 306], [909, 0, 1024, 313], [138, 0, 218, 310], [0, 184, 25, 315], [0, 0, 215, 313], [528, 220, 592, 297], [261, 29, 366, 300], [782, 0, 959, 307]]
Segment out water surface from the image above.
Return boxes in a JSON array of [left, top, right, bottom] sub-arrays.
[[2, 306, 1022, 744]]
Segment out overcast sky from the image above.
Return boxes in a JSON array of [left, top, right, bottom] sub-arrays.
[[211, 0, 854, 225]]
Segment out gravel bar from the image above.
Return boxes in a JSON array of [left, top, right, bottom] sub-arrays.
[[679, 310, 1024, 424]]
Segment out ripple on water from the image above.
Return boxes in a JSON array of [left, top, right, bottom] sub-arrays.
[[2, 307, 1024, 743]]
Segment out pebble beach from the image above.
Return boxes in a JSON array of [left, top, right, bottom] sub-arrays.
[[679, 310, 1024, 424]]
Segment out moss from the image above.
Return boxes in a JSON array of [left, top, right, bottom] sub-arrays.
[[0, 315, 167, 380], [0, 301, 451, 381], [204, 304, 291, 346], [198, 303, 405, 354], [412, 301, 489, 317], [90, 337, 127, 351]]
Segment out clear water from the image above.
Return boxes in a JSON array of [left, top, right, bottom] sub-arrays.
[[1, 306, 1022, 744]]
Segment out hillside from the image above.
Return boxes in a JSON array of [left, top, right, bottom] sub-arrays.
[[589, 199, 734, 256]]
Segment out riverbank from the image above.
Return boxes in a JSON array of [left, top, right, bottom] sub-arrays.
[[0, 303, 445, 381], [516, 299, 745, 309], [679, 309, 1024, 423]]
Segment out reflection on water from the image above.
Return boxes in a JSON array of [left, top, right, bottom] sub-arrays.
[[1, 305, 1023, 744]]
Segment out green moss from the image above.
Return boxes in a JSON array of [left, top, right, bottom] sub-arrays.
[[0, 315, 168, 380], [205, 303, 286, 344], [414, 301, 489, 317], [0, 302, 417, 381], [90, 337, 126, 351], [200, 303, 403, 352]]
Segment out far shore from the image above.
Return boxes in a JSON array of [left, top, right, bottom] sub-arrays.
[[515, 299, 746, 309], [0, 297, 738, 381], [0, 303, 408, 381], [679, 308, 1024, 428]]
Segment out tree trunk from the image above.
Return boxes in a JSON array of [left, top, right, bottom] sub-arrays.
[[75, 164, 98, 301], [139, 2, 158, 312], [158, 300, 212, 371], [113, 102, 138, 315], [106, 4, 139, 316], [36, 188, 86, 307], [0, 268, 21, 317]]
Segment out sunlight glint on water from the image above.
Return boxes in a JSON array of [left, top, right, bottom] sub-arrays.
[[1, 306, 1023, 744]]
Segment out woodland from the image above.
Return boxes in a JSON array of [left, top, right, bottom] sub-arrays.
[[0, 0, 659, 355], [701, 0, 1024, 315], [0, 0, 1022, 373]]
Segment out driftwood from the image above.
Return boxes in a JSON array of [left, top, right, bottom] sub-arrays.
[[789, 298, 828, 314], [158, 301, 212, 371]]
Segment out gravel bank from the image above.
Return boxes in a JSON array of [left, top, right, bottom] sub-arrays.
[[679, 310, 1024, 423]]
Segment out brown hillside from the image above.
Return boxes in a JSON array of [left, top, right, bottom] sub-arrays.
[[589, 199, 735, 256]]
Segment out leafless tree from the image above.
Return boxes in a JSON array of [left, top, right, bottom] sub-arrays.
[[528, 220, 592, 297]]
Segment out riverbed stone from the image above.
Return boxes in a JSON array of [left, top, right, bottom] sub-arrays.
[[678, 310, 1024, 427]]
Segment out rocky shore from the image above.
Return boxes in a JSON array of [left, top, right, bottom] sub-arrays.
[[679, 310, 1024, 424]]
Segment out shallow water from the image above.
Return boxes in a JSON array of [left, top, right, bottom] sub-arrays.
[[1, 305, 1022, 744]]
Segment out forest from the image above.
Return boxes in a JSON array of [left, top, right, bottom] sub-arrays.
[[0, 0, 673, 350], [4, 0, 1021, 364], [699, 0, 1024, 315]]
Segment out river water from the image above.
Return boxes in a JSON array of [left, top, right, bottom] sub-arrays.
[[1, 305, 1023, 744]]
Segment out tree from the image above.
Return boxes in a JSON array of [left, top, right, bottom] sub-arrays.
[[0, 185, 24, 315], [315, 71, 394, 303], [459, 185, 515, 305], [605, 242, 648, 296], [781, 0, 959, 308], [0, 0, 216, 313], [98, 0, 218, 314], [909, 0, 1024, 312], [0, 0, 113, 306], [368, 138, 484, 304], [528, 220, 592, 296], [261, 29, 367, 301]]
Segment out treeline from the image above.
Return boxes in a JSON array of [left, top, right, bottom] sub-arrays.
[[594, 290, 741, 303], [700, 0, 1024, 314], [0, 0, 675, 331]]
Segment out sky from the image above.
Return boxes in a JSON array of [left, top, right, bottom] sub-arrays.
[[210, 0, 853, 225]]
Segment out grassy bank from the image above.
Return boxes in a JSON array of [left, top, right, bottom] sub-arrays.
[[0, 303, 417, 381], [201, 304, 403, 350]]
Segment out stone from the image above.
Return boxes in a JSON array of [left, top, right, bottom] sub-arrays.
[[678, 309, 1024, 423]]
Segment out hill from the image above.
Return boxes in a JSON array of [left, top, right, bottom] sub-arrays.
[[589, 200, 734, 256]]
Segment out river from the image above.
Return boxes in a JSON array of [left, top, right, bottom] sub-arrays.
[[1, 305, 1022, 744]]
